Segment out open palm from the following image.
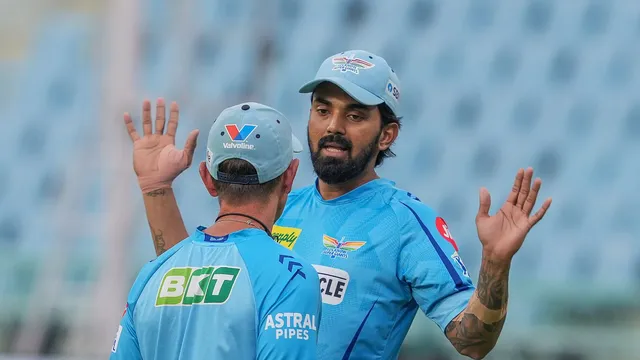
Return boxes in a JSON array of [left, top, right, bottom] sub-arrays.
[[475, 168, 552, 261], [124, 99, 200, 193]]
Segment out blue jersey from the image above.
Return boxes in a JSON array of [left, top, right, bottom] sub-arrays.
[[110, 227, 321, 360], [272, 179, 475, 360]]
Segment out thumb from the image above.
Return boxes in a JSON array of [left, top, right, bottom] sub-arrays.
[[184, 129, 200, 166], [477, 187, 491, 219]]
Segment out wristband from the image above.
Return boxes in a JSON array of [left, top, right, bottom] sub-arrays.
[[138, 175, 173, 194]]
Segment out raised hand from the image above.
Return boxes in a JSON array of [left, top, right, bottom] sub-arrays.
[[124, 99, 200, 193], [475, 167, 552, 261]]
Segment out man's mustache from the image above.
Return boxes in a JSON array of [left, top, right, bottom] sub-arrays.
[[318, 135, 352, 150]]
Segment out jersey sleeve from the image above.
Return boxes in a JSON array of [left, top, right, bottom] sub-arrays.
[[109, 242, 184, 360], [109, 304, 142, 360], [256, 265, 321, 360], [396, 200, 475, 332]]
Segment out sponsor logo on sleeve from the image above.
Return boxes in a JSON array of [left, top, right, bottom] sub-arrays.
[[272, 225, 302, 250], [451, 252, 469, 277], [435, 217, 458, 251], [264, 312, 317, 340], [155, 266, 240, 306], [312, 264, 350, 305], [111, 325, 122, 353], [435, 217, 469, 277]]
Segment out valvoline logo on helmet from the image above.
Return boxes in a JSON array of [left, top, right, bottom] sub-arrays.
[[223, 124, 257, 150], [332, 54, 375, 74], [225, 124, 257, 142]]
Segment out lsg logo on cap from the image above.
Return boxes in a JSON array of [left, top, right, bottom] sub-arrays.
[[331, 54, 375, 75]]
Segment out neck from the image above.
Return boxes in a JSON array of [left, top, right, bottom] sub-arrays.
[[317, 168, 379, 201], [206, 201, 277, 236]]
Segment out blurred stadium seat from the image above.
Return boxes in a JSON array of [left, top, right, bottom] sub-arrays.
[[1, 0, 639, 358]]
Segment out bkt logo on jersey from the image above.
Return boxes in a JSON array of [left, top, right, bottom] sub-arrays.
[[321, 235, 366, 259], [223, 124, 257, 150], [264, 312, 317, 340], [312, 265, 350, 305], [155, 266, 241, 306]]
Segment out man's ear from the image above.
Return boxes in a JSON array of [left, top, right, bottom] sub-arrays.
[[282, 159, 299, 194], [378, 122, 399, 152], [199, 161, 218, 197]]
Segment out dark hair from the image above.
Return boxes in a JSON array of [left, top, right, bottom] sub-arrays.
[[376, 103, 401, 167], [212, 159, 282, 205]]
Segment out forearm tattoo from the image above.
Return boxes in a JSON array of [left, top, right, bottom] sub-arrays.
[[145, 189, 167, 197], [152, 227, 167, 255], [445, 258, 509, 359], [144, 189, 168, 255]]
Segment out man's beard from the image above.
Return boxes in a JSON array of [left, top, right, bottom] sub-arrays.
[[308, 128, 379, 185]]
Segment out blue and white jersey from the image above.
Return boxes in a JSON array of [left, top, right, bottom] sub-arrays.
[[110, 227, 321, 360], [272, 179, 475, 360]]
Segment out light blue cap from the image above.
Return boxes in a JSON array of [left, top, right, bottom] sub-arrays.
[[299, 49, 401, 116], [206, 102, 303, 185]]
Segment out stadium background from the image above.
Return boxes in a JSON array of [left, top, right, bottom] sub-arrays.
[[1, 0, 639, 359]]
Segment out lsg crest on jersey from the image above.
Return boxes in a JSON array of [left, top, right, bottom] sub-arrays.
[[321, 235, 366, 259]]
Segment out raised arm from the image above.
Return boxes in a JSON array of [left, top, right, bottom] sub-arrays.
[[445, 168, 551, 359], [141, 189, 188, 255], [444, 256, 509, 359], [124, 99, 199, 256]]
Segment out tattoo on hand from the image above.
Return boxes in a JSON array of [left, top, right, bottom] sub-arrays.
[[145, 189, 166, 197], [153, 228, 167, 255], [445, 258, 509, 358]]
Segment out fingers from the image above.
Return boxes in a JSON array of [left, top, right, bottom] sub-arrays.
[[155, 98, 166, 134], [506, 168, 524, 205], [166, 101, 179, 138], [477, 187, 491, 219], [523, 178, 541, 215], [123, 112, 140, 142], [142, 99, 152, 135], [184, 129, 200, 167], [529, 197, 552, 227], [516, 167, 534, 208]]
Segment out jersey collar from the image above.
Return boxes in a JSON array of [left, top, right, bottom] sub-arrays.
[[192, 226, 265, 244], [312, 178, 395, 205]]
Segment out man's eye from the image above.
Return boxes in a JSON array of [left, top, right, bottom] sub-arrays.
[[348, 114, 363, 121], [317, 109, 329, 115]]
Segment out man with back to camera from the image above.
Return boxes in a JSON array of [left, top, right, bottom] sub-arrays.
[[110, 102, 321, 360], [125, 50, 552, 359]]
